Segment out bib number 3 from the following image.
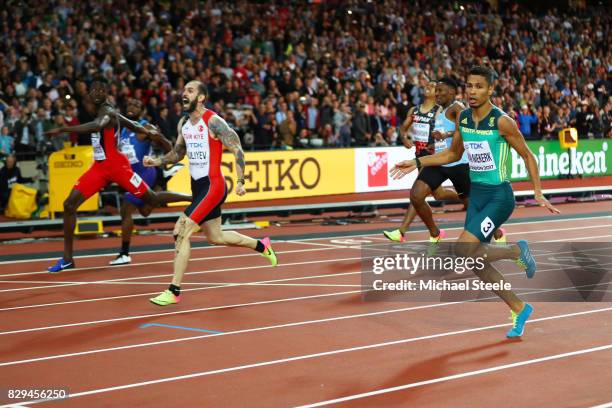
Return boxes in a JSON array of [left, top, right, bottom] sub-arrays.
[[480, 216, 495, 238]]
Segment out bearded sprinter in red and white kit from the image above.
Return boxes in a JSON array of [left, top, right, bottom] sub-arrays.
[[144, 80, 278, 306]]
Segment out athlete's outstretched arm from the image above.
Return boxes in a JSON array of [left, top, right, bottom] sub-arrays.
[[117, 113, 160, 139], [208, 115, 246, 196], [143, 117, 186, 167], [44, 115, 110, 136], [147, 131, 173, 153], [499, 115, 560, 213], [390, 115, 465, 179]]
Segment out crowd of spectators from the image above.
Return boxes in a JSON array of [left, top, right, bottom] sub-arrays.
[[0, 0, 610, 162]]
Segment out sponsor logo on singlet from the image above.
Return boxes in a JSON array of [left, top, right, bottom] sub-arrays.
[[182, 119, 212, 179], [464, 141, 497, 172]]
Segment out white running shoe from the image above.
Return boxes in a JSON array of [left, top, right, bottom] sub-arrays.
[[109, 254, 131, 265], [163, 163, 184, 178]]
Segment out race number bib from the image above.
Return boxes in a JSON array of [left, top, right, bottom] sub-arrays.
[[464, 141, 496, 172], [130, 172, 143, 188], [480, 216, 495, 238], [91, 132, 106, 161], [410, 122, 430, 143], [120, 140, 138, 164]]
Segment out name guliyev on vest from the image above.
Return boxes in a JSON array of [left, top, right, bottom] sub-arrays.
[[188, 150, 208, 161]]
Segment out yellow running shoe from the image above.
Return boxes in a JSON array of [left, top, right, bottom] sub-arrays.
[[426, 229, 447, 256], [260, 237, 278, 266], [383, 229, 406, 242], [429, 229, 447, 243], [150, 290, 181, 306]]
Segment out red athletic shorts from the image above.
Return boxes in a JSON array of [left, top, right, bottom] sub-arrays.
[[184, 175, 227, 224], [74, 153, 149, 200]]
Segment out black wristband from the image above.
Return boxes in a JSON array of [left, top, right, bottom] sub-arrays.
[[237, 178, 245, 184], [415, 157, 422, 170]]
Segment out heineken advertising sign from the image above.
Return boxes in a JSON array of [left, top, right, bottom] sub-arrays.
[[510, 140, 610, 181]]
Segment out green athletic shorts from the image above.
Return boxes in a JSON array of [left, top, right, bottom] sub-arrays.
[[464, 182, 515, 242]]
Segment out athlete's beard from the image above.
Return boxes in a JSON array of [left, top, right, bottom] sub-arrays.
[[185, 98, 198, 113]]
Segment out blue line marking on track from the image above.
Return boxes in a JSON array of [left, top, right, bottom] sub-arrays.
[[140, 323, 223, 334]]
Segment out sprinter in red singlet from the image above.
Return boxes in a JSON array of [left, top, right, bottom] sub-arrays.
[[44, 79, 172, 272]]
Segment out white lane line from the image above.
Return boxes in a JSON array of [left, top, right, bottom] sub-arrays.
[[0, 255, 363, 293], [5, 227, 612, 294], [0, 302, 459, 367], [2, 242, 611, 314], [2, 265, 608, 337], [282, 240, 350, 248], [1, 214, 609, 268], [0, 280, 362, 288], [0, 286, 351, 313], [13, 307, 612, 405], [0, 233, 388, 270], [298, 343, 612, 407], [1, 274, 611, 366], [544, 234, 612, 242], [0, 241, 223, 265], [0, 247, 347, 278], [592, 402, 612, 408], [0, 289, 361, 336], [504, 224, 612, 236]]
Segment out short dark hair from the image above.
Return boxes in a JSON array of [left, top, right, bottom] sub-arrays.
[[438, 76, 458, 90], [195, 81, 208, 99], [91, 76, 109, 90], [468, 66, 497, 85]]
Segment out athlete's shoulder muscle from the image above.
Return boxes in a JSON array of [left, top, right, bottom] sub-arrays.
[[446, 101, 465, 120], [98, 104, 115, 127], [498, 114, 520, 135], [176, 116, 187, 144]]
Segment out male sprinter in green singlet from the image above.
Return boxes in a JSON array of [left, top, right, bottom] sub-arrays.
[[391, 66, 560, 338]]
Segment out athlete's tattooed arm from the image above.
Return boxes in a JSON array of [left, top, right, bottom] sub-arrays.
[[208, 115, 246, 183], [160, 140, 186, 166]]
